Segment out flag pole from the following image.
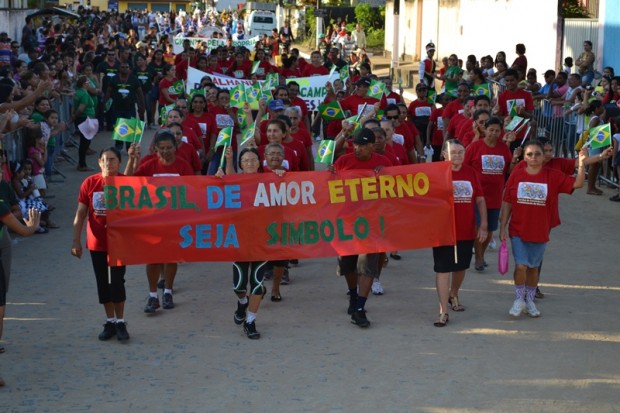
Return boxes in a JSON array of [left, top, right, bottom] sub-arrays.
[[219, 142, 228, 167]]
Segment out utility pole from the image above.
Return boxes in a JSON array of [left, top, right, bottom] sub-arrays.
[[390, 0, 400, 82], [316, 0, 323, 50]]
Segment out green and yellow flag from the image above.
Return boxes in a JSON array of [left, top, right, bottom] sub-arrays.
[[339, 65, 350, 82], [318, 101, 345, 121], [215, 126, 233, 148], [427, 89, 437, 105], [189, 88, 205, 100], [112, 118, 137, 142], [367, 80, 386, 100], [343, 115, 361, 133], [505, 116, 525, 131], [237, 110, 248, 130], [251, 61, 260, 75], [446, 85, 458, 98], [230, 84, 246, 108], [171, 79, 185, 95], [263, 73, 279, 90], [315, 139, 336, 164], [588, 123, 611, 149], [159, 104, 175, 125], [240, 126, 255, 147], [473, 83, 491, 97], [134, 119, 145, 143], [245, 83, 262, 109]]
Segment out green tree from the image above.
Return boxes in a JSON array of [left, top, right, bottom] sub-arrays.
[[561, 0, 590, 18]]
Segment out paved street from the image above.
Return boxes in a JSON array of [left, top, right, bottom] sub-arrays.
[[1, 129, 619, 412]]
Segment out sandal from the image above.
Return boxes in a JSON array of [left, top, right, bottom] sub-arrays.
[[0, 345, 5, 353], [270, 293, 282, 302], [433, 313, 449, 327], [475, 264, 485, 272], [587, 189, 603, 195], [449, 296, 465, 311], [610, 195, 620, 202]]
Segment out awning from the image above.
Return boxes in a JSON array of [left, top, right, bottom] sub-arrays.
[[27, 7, 81, 20]]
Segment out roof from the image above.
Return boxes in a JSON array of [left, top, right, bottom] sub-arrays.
[[27, 7, 81, 20]]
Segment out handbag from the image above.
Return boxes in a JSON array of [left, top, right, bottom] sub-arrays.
[[498, 240, 509, 275]]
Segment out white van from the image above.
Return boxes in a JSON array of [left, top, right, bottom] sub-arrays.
[[246, 10, 277, 38]]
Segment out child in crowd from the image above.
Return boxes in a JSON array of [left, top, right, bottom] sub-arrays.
[[11, 160, 57, 232]]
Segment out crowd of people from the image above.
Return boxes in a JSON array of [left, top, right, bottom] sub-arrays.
[[0, 8, 617, 390]]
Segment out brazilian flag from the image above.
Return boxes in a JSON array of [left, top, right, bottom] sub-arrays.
[[237, 110, 248, 130], [427, 89, 437, 105], [588, 123, 611, 149], [159, 104, 175, 125], [367, 80, 386, 100], [245, 83, 262, 109], [171, 79, 185, 95], [318, 101, 345, 121], [134, 119, 145, 143], [240, 126, 255, 147], [315, 139, 336, 164], [230, 84, 246, 108], [473, 83, 491, 97], [112, 118, 137, 142], [216, 126, 233, 148], [339, 65, 350, 82]]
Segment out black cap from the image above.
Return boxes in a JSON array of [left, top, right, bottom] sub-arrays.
[[356, 77, 371, 87], [352, 127, 376, 145]]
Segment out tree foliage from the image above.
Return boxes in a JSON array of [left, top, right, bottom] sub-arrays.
[[560, 0, 591, 18]]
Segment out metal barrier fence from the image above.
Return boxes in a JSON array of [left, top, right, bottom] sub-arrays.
[[0, 127, 26, 165]]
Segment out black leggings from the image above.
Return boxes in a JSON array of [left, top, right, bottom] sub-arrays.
[[232, 261, 267, 296], [76, 116, 91, 168], [90, 250, 126, 304]]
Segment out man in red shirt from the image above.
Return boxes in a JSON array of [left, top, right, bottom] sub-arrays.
[[333, 128, 392, 328], [407, 83, 435, 149], [443, 82, 471, 140], [340, 77, 379, 117], [385, 103, 418, 163], [301, 50, 329, 77], [496, 69, 535, 120], [287, 81, 310, 130]]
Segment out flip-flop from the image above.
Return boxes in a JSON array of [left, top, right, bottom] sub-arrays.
[[0, 346, 5, 354]]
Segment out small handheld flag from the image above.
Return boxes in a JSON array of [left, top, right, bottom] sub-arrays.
[[112, 118, 137, 142], [216, 127, 233, 149], [586, 123, 611, 149], [318, 101, 345, 121], [315, 139, 336, 164], [240, 126, 255, 146]]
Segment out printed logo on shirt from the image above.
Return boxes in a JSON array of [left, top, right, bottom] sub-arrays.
[[358, 104, 373, 117], [386, 98, 396, 106], [437, 117, 445, 130], [452, 180, 473, 203], [415, 107, 432, 117], [458, 109, 464, 114], [481, 155, 505, 175], [215, 114, 234, 128], [118, 87, 130, 98], [198, 123, 207, 135], [233, 70, 244, 79], [517, 182, 548, 206], [256, 67, 265, 76], [263, 159, 290, 170], [92, 191, 106, 216]]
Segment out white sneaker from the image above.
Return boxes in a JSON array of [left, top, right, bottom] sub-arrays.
[[525, 300, 541, 318], [489, 237, 498, 250], [371, 280, 384, 295], [509, 299, 526, 316]]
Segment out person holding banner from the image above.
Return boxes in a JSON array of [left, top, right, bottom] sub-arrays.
[[71, 147, 130, 342], [73, 75, 98, 171], [333, 128, 393, 328], [215, 146, 267, 339], [433, 139, 487, 327], [125, 130, 194, 313], [500, 140, 586, 318], [464, 117, 514, 272]]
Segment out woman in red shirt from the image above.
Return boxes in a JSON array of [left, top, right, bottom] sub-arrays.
[[158, 64, 180, 108], [125, 131, 194, 314], [71, 147, 131, 341], [500, 140, 586, 318], [463, 117, 514, 272], [432, 139, 487, 327]]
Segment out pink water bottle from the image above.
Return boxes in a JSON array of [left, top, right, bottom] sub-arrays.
[[498, 240, 509, 275]]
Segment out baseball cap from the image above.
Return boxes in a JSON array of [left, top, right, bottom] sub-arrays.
[[268, 99, 285, 111], [352, 127, 376, 145], [356, 77, 371, 87], [416, 83, 428, 90], [426, 42, 436, 52]]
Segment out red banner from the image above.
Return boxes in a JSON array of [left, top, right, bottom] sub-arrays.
[[105, 163, 456, 265]]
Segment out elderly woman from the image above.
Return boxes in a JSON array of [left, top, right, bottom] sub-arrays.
[[500, 140, 586, 318], [72, 147, 131, 341], [125, 130, 194, 313], [433, 139, 487, 327]]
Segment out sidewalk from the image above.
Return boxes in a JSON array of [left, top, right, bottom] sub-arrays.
[[295, 43, 420, 103]]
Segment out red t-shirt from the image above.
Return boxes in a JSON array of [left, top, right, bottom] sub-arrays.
[[456, 119, 477, 147], [186, 112, 213, 139], [503, 166, 575, 242], [325, 120, 343, 139], [291, 127, 313, 148], [334, 152, 393, 170], [451, 165, 484, 241], [463, 139, 513, 208], [497, 89, 535, 117], [257, 144, 300, 171], [447, 113, 468, 139], [176, 142, 202, 172], [384, 141, 408, 165], [340, 94, 379, 116], [228, 61, 252, 79], [78, 173, 120, 251], [301, 64, 329, 77], [134, 156, 195, 176], [407, 99, 434, 122], [513, 157, 576, 228], [429, 107, 445, 146], [394, 122, 418, 154], [376, 150, 400, 166], [282, 138, 310, 171], [280, 67, 301, 78], [442, 99, 464, 122], [159, 77, 179, 106], [209, 106, 239, 148], [179, 122, 202, 152], [253, 61, 275, 80], [289, 96, 309, 122]]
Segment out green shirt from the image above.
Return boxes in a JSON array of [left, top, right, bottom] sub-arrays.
[[74, 88, 96, 118]]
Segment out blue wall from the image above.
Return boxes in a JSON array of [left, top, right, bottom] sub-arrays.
[[603, 1, 620, 72]]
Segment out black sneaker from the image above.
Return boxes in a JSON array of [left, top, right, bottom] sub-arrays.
[[347, 295, 357, 315], [351, 310, 370, 328], [243, 321, 261, 339], [157, 279, 165, 290], [162, 293, 175, 309], [98, 321, 116, 341], [144, 296, 160, 313], [234, 301, 249, 325], [115, 322, 130, 341]]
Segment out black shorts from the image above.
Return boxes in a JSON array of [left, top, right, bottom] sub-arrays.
[[432, 240, 474, 273]]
